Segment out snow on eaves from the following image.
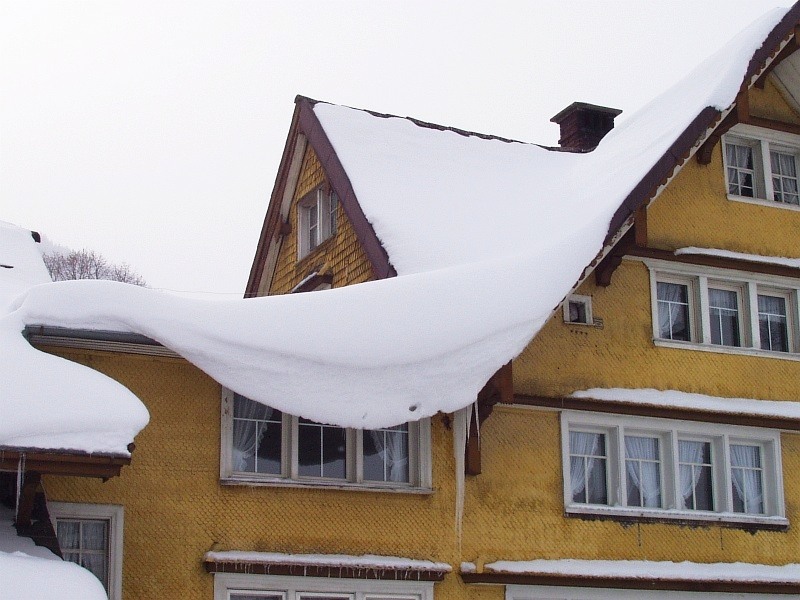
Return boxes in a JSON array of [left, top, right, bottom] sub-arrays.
[[474, 558, 800, 584], [571, 388, 800, 420], [1, 8, 794, 447], [204, 551, 451, 573]]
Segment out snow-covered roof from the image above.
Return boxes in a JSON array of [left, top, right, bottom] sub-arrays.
[[0, 221, 149, 454], [204, 551, 451, 574], [2, 6, 798, 446], [0, 507, 107, 600]]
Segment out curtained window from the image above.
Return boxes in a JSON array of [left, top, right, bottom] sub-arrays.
[[708, 287, 741, 347], [758, 294, 789, 352], [569, 431, 607, 504], [657, 282, 691, 341], [731, 444, 765, 515], [679, 440, 714, 511], [625, 436, 662, 508]]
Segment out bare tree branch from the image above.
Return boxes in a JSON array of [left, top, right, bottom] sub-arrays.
[[43, 248, 146, 286]]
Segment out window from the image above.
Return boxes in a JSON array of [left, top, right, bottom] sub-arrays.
[[214, 574, 434, 600], [561, 412, 785, 524], [563, 294, 593, 325], [650, 265, 799, 356], [49, 503, 123, 600], [221, 390, 431, 490], [723, 126, 800, 207], [298, 187, 339, 258]]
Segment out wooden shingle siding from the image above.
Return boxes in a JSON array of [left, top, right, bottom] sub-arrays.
[[269, 146, 374, 295]]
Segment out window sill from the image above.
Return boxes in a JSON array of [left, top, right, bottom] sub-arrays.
[[727, 193, 800, 211], [220, 476, 433, 495], [654, 338, 800, 362], [566, 504, 788, 531]]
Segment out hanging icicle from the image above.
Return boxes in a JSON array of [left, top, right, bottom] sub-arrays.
[[453, 400, 478, 545], [15, 453, 25, 523]]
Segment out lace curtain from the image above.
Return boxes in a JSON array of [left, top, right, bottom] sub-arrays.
[[569, 431, 605, 502], [369, 426, 409, 482], [731, 444, 764, 514], [657, 282, 688, 340], [625, 436, 661, 508], [232, 394, 272, 471], [678, 440, 706, 509]]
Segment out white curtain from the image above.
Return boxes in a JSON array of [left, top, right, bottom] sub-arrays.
[[656, 282, 687, 339], [232, 394, 272, 471], [369, 426, 409, 482], [569, 432, 599, 501], [679, 441, 705, 509], [625, 436, 661, 508], [731, 444, 764, 514]]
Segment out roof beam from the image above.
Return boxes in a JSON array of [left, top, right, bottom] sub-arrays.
[[0, 449, 131, 479]]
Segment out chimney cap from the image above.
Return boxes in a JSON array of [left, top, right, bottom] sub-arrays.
[[550, 102, 622, 124]]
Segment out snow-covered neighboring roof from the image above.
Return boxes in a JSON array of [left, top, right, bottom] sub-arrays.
[[571, 388, 800, 421], [469, 558, 800, 585], [2, 7, 797, 444], [0, 507, 107, 600], [0, 221, 149, 454]]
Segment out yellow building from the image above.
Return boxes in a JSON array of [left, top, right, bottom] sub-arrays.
[[11, 4, 800, 600]]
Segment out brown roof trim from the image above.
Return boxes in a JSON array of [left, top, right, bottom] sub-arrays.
[[461, 571, 800, 593], [605, 4, 800, 244], [514, 394, 800, 431], [0, 447, 132, 479], [245, 104, 303, 297], [204, 559, 448, 582], [296, 96, 396, 280]]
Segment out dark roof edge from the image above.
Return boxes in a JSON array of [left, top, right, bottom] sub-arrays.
[[296, 96, 396, 279], [244, 103, 303, 297], [604, 5, 800, 243], [24, 325, 181, 358], [25, 325, 161, 346]]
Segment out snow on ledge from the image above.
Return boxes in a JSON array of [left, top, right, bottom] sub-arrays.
[[570, 388, 800, 421], [479, 558, 800, 584], [204, 551, 451, 573], [675, 247, 800, 269]]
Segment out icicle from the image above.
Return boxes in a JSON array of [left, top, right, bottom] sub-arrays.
[[453, 402, 476, 545], [14, 453, 25, 523]]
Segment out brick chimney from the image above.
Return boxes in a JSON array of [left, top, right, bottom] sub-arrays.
[[550, 102, 622, 151]]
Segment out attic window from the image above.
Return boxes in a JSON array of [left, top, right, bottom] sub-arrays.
[[564, 295, 593, 325], [723, 126, 800, 208], [298, 187, 338, 258]]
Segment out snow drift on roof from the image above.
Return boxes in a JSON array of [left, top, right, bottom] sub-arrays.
[[0, 222, 148, 454], [2, 7, 794, 440], [204, 551, 451, 573]]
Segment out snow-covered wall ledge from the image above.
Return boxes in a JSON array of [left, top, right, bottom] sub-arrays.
[[203, 551, 451, 581], [461, 558, 800, 592]]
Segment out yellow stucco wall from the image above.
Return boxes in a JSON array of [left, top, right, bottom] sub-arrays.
[[41, 347, 466, 600], [502, 77, 800, 572], [269, 145, 375, 295]]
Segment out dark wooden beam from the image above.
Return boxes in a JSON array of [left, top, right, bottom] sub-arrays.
[[747, 115, 800, 137], [595, 229, 635, 287], [14, 471, 41, 528], [514, 394, 800, 431], [633, 206, 647, 248], [754, 25, 800, 89], [461, 572, 800, 593], [626, 245, 800, 280], [0, 449, 131, 479], [465, 362, 513, 476], [696, 105, 739, 165]]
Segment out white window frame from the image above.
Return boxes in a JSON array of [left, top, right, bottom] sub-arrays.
[[508, 584, 793, 600], [214, 573, 434, 600], [561, 411, 786, 526], [563, 294, 593, 325], [220, 389, 432, 492], [723, 124, 800, 210], [298, 186, 339, 259], [49, 502, 124, 600], [647, 260, 800, 360]]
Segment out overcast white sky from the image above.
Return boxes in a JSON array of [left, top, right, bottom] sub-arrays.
[[1, 1, 795, 296]]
